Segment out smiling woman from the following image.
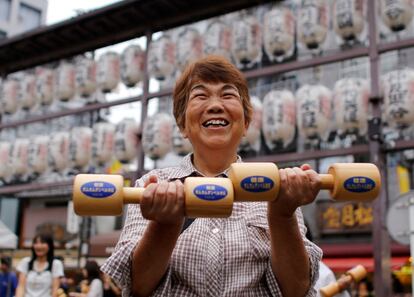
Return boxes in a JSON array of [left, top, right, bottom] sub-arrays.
[[101, 55, 323, 297]]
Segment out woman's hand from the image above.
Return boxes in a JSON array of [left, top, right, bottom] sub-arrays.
[[269, 164, 321, 218], [140, 175, 185, 226]]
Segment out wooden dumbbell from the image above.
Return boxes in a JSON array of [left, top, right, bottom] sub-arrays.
[[319, 265, 367, 297], [73, 162, 380, 217]]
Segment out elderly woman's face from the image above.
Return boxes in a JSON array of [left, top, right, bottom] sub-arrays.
[[181, 81, 247, 152]]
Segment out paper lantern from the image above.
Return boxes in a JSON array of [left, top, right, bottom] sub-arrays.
[[28, 135, 49, 174], [148, 35, 176, 81], [380, 0, 414, 32], [297, 0, 329, 49], [231, 15, 262, 67], [333, 0, 365, 41], [76, 57, 97, 97], [35, 67, 54, 106], [172, 123, 192, 156], [2, 78, 20, 114], [56, 62, 76, 101], [333, 78, 370, 136], [382, 68, 414, 127], [142, 113, 173, 160], [97, 52, 121, 93], [296, 84, 333, 140], [92, 122, 116, 165], [0, 142, 13, 181], [204, 20, 232, 61], [49, 132, 70, 172], [114, 119, 140, 163], [20, 74, 37, 110], [176, 27, 204, 71], [12, 138, 30, 176], [263, 6, 295, 59], [70, 127, 93, 168], [240, 96, 263, 148], [121, 44, 145, 87], [262, 90, 296, 149]]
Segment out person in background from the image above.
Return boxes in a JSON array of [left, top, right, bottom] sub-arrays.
[[15, 234, 64, 297], [69, 260, 103, 297], [102, 274, 120, 297], [0, 256, 18, 297]]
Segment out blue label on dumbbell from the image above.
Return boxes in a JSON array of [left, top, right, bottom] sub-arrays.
[[241, 176, 274, 192], [344, 177, 375, 192], [81, 181, 116, 198], [193, 184, 227, 201]]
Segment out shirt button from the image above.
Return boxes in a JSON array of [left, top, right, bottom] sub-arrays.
[[212, 228, 220, 234]]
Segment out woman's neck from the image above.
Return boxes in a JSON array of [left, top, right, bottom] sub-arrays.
[[192, 149, 238, 177], [36, 256, 47, 263]]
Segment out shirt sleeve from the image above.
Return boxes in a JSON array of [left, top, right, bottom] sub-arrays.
[[87, 279, 103, 297], [16, 257, 30, 274], [52, 259, 64, 278]]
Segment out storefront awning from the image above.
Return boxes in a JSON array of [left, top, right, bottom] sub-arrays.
[[323, 256, 409, 272]]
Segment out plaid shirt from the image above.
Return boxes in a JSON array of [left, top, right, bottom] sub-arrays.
[[101, 154, 322, 297]]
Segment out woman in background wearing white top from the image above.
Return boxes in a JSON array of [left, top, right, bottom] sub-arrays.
[[69, 260, 103, 297], [15, 234, 64, 297]]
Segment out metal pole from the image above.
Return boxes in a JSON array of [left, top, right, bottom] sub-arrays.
[[367, 0, 391, 296]]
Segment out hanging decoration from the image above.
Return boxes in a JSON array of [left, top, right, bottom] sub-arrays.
[[76, 57, 97, 97], [92, 122, 116, 165], [263, 6, 295, 60], [12, 138, 30, 176], [70, 127, 93, 168], [296, 84, 333, 141], [0, 142, 13, 181], [204, 19, 233, 61], [148, 35, 176, 81], [20, 74, 37, 110], [297, 0, 329, 49], [172, 123, 192, 156], [48, 132, 70, 172], [121, 44, 145, 87], [2, 78, 20, 114], [97, 52, 121, 93], [382, 68, 414, 128], [28, 135, 49, 174], [231, 14, 262, 68], [176, 27, 204, 71], [333, 0, 365, 41], [240, 96, 263, 149], [380, 0, 414, 32], [262, 90, 296, 149], [142, 113, 173, 160], [35, 67, 55, 106], [333, 77, 370, 136], [114, 119, 140, 163], [56, 62, 76, 101]]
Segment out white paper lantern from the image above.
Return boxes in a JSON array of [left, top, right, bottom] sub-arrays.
[[56, 62, 76, 101], [176, 27, 204, 71], [172, 123, 192, 156], [114, 119, 140, 163], [382, 68, 414, 127], [70, 127, 93, 168], [49, 132, 70, 172], [297, 0, 329, 49], [142, 113, 173, 160], [20, 74, 37, 110], [204, 20, 233, 61], [28, 135, 49, 174], [121, 44, 145, 87], [0, 142, 13, 181], [333, 78, 370, 136], [296, 84, 333, 140], [35, 67, 55, 105], [240, 96, 263, 148], [97, 52, 121, 93], [2, 78, 20, 114], [262, 90, 296, 149], [76, 57, 97, 97], [263, 6, 295, 60], [148, 35, 176, 81], [92, 122, 116, 165], [231, 15, 262, 67], [333, 0, 365, 41], [380, 0, 414, 32], [12, 138, 30, 176]]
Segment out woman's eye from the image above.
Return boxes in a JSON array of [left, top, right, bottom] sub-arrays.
[[223, 93, 237, 99]]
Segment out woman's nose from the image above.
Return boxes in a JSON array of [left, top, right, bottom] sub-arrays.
[[206, 96, 224, 113]]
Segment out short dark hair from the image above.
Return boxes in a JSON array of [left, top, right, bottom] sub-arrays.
[[1, 256, 11, 267]]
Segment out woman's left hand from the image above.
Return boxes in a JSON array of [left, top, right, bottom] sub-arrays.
[[269, 164, 321, 218]]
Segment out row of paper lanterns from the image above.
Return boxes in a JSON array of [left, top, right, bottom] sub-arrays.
[[141, 69, 414, 159], [0, 119, 139, 182]]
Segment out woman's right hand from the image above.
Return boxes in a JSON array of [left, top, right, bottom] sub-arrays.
[[140, 175, 185, 226]]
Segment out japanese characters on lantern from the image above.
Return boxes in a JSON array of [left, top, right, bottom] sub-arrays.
[[12, 138, 30, 176], [148, 35, 176, 81], [56, 62, 76, 101], [76, 57, 97, 97], [176, 27, 204, 71], [48, 132, 70, 172], [70, 127, 93, 169], [333, 0, 365, 42], [142, 113, 173, 160], [97, 52, 121, 93], [114, 119, 140, 163], [28, 135, 50, 175], [380, 0, 414, 32], [121, 44, 145, 87], [35, 67, 55, 106], [240, 96, 263, 151], [204, 19, 233, 61], [0, 142, 13, 182], [92, 122, 116, 165], [20, 74, 38, 110], [2, 78, 20, 114]]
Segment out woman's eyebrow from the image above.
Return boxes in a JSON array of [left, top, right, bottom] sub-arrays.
[[190, 84, 207, 92], [222, 84, 238, 92]]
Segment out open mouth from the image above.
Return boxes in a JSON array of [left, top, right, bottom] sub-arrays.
[[202, 119, 229, 128]]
